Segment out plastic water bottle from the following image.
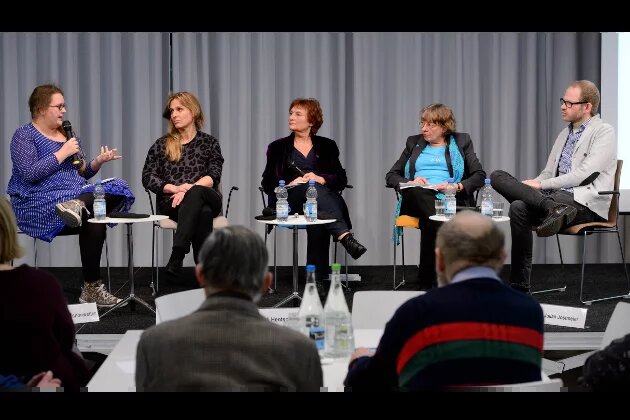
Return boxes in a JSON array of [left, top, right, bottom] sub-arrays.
[[275, 180, 289, 222], [324, 263, 354, 358], [93, 180, 106, 220], [480, 178, 494, 217], [444, 177, 457, 219], [297, 265, 325, 352], [304, 180, 318, 222]]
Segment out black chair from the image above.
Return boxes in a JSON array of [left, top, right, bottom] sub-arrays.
[[146, 184, 238, 296]]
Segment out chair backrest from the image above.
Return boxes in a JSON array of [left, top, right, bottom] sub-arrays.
[[351, 290, 424, 329], [155, 288, 206, 324], [461, 377, 564, 392], [601, 301, 630, 348], [607, 159, 623, 224]]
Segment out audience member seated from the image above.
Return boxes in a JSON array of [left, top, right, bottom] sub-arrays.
[[0, 371, 62, 390], [343, 210, 544, 390], [0, 198, 91, 389], [135, 225, 323, 391], [580, 332, 630, 391]]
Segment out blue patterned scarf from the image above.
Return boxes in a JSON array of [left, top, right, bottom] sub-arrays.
[[392, 135, 464, 245]]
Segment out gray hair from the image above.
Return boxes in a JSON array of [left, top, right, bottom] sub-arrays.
[[197, 225, 268, 299], [436, 210, 505, 272]]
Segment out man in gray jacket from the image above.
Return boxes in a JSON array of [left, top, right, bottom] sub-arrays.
[[491, 80, 617, 294], [135, 225, 323, 391]]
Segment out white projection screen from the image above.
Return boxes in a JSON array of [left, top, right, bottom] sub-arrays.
[[601, 32, 630, 212]]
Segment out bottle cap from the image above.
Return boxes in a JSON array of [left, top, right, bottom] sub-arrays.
[[279, 180, 285, 185], [306, 264, 316, 272], [308, 180, 315, 185], [485, 178, 491, 184], [96, 179, 102, 184], [331, 263, 341, 272], [447, 177, 454, 183]]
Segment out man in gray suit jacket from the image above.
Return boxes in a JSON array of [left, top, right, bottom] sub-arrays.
[[135, 225, 323, 391], [490, 80, 617, 294]]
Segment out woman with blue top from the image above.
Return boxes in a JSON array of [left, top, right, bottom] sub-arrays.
[[386, 103, 485, 290], [7, 84, 134, 308]]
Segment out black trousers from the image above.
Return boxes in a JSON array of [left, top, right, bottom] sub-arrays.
[[60, 192, 124, 283], [158, 185, 222, 263], [399, 187, 441, 286], [490, 170, 604, 287]]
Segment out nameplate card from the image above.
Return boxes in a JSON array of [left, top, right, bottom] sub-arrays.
[[540, 304, 587, 329], [259, 308, 298, 326], [68, 303, 100, 324]]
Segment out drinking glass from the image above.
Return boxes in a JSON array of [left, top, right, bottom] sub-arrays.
[[492, 202, 505, 219], [435, 200, 445, 217]]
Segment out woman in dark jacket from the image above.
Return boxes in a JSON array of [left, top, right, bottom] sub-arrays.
[[386, 103, 485, 289], [262, 98, 366, 275]]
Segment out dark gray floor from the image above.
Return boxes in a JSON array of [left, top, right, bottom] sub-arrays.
[[46, 262, 630, 334]]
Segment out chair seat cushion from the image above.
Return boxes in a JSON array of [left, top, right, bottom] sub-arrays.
[[396, 215, 420, 229], [213, 216, 228, 229], [561, 221, 616, 235], [159, 219, 178, 229]]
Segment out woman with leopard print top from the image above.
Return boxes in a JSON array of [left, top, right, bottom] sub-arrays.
[[142, 92, 224, 277]]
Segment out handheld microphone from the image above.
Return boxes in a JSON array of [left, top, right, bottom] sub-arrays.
[[287, 158, 305, 177], [62, 120, 81, 166]]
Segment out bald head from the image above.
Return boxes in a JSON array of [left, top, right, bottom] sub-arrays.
[[435, 210, 506, 284]]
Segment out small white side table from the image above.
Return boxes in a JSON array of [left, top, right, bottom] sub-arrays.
[[257, 214, 335, 308], [88, 215, 169, 317]]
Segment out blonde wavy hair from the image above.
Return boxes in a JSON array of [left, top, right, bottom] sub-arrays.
[[0, 199, 24, 263], [163, 92, 205, 162]]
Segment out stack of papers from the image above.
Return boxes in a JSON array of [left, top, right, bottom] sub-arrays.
[[399, 182, 438, 191]]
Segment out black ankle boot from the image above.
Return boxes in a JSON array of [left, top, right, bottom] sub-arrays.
[[165, 248, 186, 276], [340, 233, 367, 260]]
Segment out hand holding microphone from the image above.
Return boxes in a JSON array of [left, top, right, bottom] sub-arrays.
[[62, 120, 81, 166]]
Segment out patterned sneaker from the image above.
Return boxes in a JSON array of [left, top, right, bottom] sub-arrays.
[[79, 280, 127, 308], [55, 199, 87, 228]]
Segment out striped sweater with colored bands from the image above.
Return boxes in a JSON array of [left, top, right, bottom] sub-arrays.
[[344, 278, 544, 390]]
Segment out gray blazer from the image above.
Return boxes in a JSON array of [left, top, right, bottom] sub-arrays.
[[135, 295, 323, 392], [535, 115, 617, 220]]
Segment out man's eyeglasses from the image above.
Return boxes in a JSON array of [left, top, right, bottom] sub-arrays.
[[560, 98, 588, 108], [49, 104, 66, 111]]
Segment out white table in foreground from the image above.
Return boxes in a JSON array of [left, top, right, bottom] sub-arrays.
[[430, 215, 510, 223], [88, 215, 169, 317], [86, 328, 383, 392], [256, 215, 335, 308], [87, 329, 142, 391]]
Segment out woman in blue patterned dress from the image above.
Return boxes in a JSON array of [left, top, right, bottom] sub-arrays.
[[6, 84, 135, 307]]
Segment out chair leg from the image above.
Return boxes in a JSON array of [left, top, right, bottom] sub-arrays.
[[34, 238, 38, 269], [580, 230, 630, 305], [272, 228, 277, 292], [393, 228, 406, 290], [531, 234, 566, 295], [105, 232, 111, 292]]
